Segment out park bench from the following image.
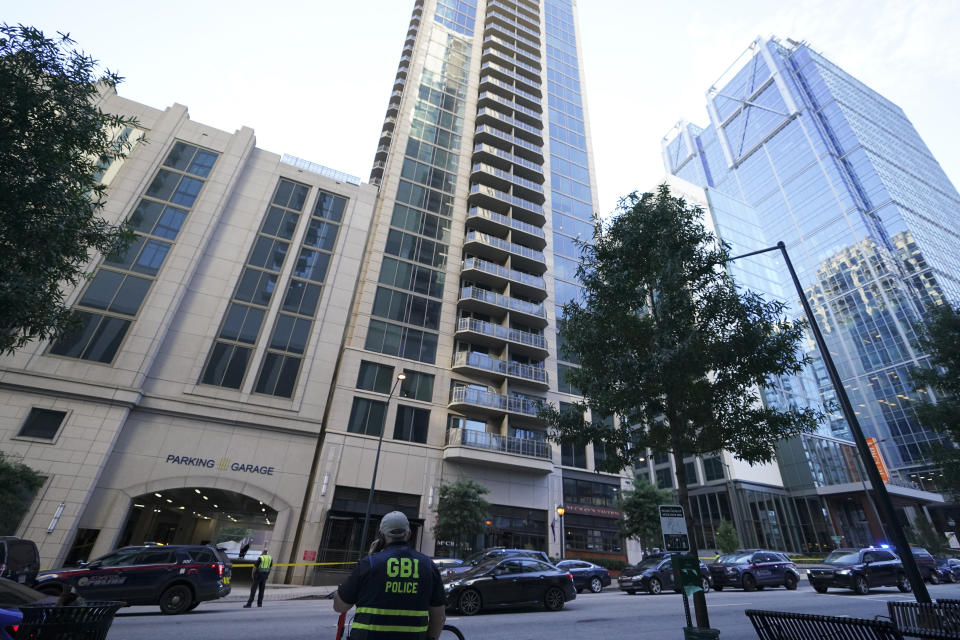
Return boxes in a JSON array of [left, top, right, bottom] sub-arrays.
[[746, 609, 904, 640], [887, 601, 960, 639]]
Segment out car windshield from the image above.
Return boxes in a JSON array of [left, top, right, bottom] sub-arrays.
[[462, 550, 491, 565], [824, 551, 861, 565], [462, 559, 501, 576], [636, 557, 663, 570], [717, 553, 753, 564]]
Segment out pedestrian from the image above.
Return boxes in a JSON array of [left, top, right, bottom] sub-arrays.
[[334, 511, 445, 640], [243, 547, 273, 608]]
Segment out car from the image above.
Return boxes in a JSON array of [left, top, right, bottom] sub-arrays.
[[0, 538, 40, 586], [707, 549, 800, 591], [934, 557, 960, 583], [807, 547, 910, 595], [443, 548, 552, 578], [0, 577, 58, 640], [33, 544, 231, 614], [444, 556, 576, 615], [555, 559, 611, 593], [908, 546, 939, 584], [617, 553, 711, 595], [431, 558, 464, 570]]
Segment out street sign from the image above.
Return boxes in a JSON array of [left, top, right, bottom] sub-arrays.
[[659, 504, 690, 552]]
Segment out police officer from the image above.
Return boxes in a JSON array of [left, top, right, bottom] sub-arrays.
[[243, 547, 273, 608], [334, 512, 445, 639]]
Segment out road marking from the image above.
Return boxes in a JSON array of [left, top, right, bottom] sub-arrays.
[[707, 602, 753, 607]]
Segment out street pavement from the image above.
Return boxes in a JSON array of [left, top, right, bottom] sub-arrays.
[[108, 580, 960, 640]]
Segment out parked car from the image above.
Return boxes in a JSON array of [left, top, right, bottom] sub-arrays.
[[934, 557, 960, 583], [708, 549, 800, 591], [908, 546, 939, 584], [444, 556, 576, 615], [34, 545, 231, 614], [556, 560, 611, 593], [618, 553, 711, 595], [0, 538, 40, 586], [443, 548, 552, 578], [0, 577, 58, 640], [807, 547, 910, 595], [431, 558, 464, 570]]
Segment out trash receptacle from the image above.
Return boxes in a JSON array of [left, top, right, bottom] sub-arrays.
[[683, 626, 721, 640], [16, 601, 124, 640]]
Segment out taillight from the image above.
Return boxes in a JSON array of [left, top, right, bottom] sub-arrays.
[[215, 563, 224, 577], [566, 573, 573, 581]]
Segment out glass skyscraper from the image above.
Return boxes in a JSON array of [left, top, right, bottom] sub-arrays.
[[664, 36, 960, 488]]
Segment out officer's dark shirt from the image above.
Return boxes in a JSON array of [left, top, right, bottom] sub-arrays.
[[338, 542, 444, 639]]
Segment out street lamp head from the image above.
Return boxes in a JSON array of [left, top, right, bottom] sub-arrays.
[[556, 506, 565, 517], [397, 372, 407, 380]]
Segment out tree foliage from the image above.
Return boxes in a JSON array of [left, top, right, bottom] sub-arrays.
[[540, 185, 821, 553], [912, 303, 960, 496], [435, 477, 490, 558], [909, 515, 946, 556], [0, 24, 137, 354], [619, 472, 673, 552], [0, 450, 46, 535], [715, 521, 741, 554]]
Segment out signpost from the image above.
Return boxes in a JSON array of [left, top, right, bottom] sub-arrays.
[[660, 504, 690, 552]]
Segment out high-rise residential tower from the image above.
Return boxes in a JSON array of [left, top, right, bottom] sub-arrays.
[[664, 37, 960, 492], [310, 0, 625, 566]]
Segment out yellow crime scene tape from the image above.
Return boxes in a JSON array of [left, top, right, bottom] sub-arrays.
[[232, 561, 357, 568]]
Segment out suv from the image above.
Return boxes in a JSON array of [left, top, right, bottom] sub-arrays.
[[807, 547, 909, 595], [0, 537, 40, 586], [708, 549, 800, 591], [443, 548, 551, 578], [34, 545, 231, 614], [618, 552, 711, 595], [909, 546, 939, 584]]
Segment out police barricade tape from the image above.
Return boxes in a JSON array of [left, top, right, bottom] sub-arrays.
[[231, 561, 358, 567]]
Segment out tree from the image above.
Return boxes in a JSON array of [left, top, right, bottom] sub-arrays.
[[912, 303, 960, 497], [715, 521, 740, 554], [0, 24, 137, 354], [435, 477, 489, 558], [910, 515, 946, 555], [0, 451, 45, 535], [619, 471, 673, 553], [540, 185, 821, 560]]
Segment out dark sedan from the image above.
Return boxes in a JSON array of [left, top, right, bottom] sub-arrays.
[[807, 547, 911, 595], [934, 557, 960, 583], [708, 549, 800, 591], [556, 560, 611, 593], [444, 557, 576, 615], [617, 554, 711, 595]]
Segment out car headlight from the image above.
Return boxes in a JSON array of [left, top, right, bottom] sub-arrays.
[[836, 569, 851, 575]]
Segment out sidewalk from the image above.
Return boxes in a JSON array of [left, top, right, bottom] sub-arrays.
[[222, 582, 340, 603]]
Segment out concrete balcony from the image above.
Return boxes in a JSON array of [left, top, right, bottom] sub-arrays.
[[443, 428, 553, 473], [462, 257, 546, 301], [466, 207, 546, 250], [463, 231, 545, 274], [455, 317, 549, 359], [458, 286, 548, 328]]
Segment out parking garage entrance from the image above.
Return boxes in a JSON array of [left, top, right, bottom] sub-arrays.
[[118, 487, 278, 560]]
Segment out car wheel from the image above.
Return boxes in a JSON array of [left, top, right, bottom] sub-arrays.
[[896, 574, 911, 593], [701, 577, 711, 593], [713, 584, 724, 592], [458, 589, 482, 616], [648, 578, 662, 595], [812, 582, 828, 594], [589, 577, 603, 593], [742, 574, 757, 592], [784, 574, 798, 591], [948, 572, 958, 584], [544, 587, 565, 611], [929, 571, 941, 585], [853, 575, 869, 595], [159, 584, 193, 615]]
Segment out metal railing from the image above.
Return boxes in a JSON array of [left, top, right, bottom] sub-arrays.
[[463, 257, 545, 289], [280, 155, 361, 185], [468, 206, 545, 240], [472, 144, 544, 174], [464, 231, 545, 264], [472, 162, 545, 193], [446, 427, 551, 460], [469, 184, 544, 215], [456, 317, 548, 350]]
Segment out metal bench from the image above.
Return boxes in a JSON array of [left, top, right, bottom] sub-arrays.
[[887, 601, 960, 639], [15, 601, 124, 640], [746, 609, 904, 640]]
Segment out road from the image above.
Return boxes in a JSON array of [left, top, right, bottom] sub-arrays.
[[109, 581, 960, 640]]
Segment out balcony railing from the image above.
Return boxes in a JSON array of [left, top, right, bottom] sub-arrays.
[[508, 393, 544, 417], [456, 317, 547, 351], [487, 1, 540, 33], [464, 231, 545, 264], [479, 76, 541, 106], [473, 162, 544, 194], [486, 9, 541, 42], [478, 90, 543, 121], [449, 385, 507, 410], [470, 184, 544, 216], [476, 108, 543, 139], [481, 61, 542, 91], [446, 427, 552, 460], [453, 350, 507, 375], [460, 285, 546, 318], [468, 206, 545, 240], [508, 360, 548, 384], [483, 34, 541, 64], [474, 125, 543, 156], [473, 144, 543, 174], [463, 256, 545, 289]]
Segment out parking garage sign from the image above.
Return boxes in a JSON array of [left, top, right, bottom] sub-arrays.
[[659, 504, 690, 552]]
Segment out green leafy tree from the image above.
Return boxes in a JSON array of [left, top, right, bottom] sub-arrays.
[[715, 520, 741, 554], [619, 472, 673, 552], [540, 185, 821, 562], [910, 516, 946, 555], [912, 303, 960, 497], [435, 477, 490, 558], [0, 451, 45, 535], [0, 24, 137, 354]]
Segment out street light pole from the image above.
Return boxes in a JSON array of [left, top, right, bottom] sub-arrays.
[[729, 241, 931, 602], [556, 505, 566, 560], [357, 372, 406, 556]]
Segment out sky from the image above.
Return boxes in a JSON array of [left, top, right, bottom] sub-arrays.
[[6, 0, 959, 218]]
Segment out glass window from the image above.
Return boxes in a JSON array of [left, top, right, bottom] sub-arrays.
[[200, 342, 251, 389], [347, 397, 387, 436], [254, 353, 301, 398], [163, 141, 195, 171], [145, 169, 180, 201], [393, 405, 430, 443], [703, 457, 725, 482], [399, 370, 434, 402], [135, 550, 175, 565], [656, 467, 674, 489], [561, 442, 587, 468], [17, 408, 66, 440], [357, 361, 394, 394]]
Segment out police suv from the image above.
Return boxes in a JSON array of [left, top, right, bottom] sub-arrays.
[[34, 545, 231, 614]]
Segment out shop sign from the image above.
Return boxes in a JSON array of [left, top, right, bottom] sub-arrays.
[[865, 438, 890, 483], [165, 454, 276, 475], [564, 504, 622, 518]]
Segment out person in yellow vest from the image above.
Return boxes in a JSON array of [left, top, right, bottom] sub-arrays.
[[243, 547, 273, 608]]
